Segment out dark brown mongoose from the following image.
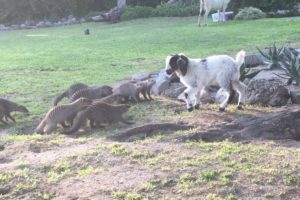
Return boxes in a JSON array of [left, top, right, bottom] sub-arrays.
[[135, 79, 156, 100], [64, 102, 131, 134], [53, 83, 88, 106], [112, 82, 140, 103], [35, 98, 93, 134], [70, 85, 113, 102], [0, 98, 29, 124]]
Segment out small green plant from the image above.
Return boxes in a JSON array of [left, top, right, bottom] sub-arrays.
[[257, 43, 284, 69], [275, 47, 300, 85], [234, 7, 266, 20], [239, 63, 262, 81]]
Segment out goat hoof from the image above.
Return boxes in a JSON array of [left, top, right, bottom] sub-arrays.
[[188, 107, 194, 112], [194, 104, 200, 110], [219, 107, 225, 112]]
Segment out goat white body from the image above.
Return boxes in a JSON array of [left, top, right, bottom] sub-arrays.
[[166, 51, 246, 111], [198, 0, 231, 26]]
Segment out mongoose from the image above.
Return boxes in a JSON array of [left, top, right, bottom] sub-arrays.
[[53, 83, 88, 106], [0, 98, 29, 124], [93, 94, 125, 104], [112, 82, 140, 103], [70, 85, 113, 102], [64, 102, 132, 134], [135, 79, 156, 100], [35, 97, 93, 134], [84, 29, 90, 35]]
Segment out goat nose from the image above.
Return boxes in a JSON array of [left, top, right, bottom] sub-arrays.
[[166, 69, 173, 75]]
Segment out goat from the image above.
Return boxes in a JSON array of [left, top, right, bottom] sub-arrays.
[[165, 50, 246, 112], [198, 0, 231, 26]]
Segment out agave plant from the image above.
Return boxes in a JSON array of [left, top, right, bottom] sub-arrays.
[[239, 63, 262, 81], [275, 47, 300, 85], [257, 43, 284, 69]]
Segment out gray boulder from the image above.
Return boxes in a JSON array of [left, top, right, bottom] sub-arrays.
[[152, 69, 179, 95], [162, 82, 186, 99], [289, 86, 300, 104], [36, 21, 46, 28], [131, 72, 152, 81], [246, 78, 290, 106]]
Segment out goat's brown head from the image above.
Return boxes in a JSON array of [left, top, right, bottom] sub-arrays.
[[165, 54, 189, 76]]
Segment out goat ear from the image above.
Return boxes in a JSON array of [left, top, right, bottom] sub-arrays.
[[169, 55, 178, 69], [179, 55, 188, 76]]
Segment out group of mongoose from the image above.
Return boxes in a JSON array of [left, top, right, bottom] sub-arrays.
[[0, 79, 156, 134]]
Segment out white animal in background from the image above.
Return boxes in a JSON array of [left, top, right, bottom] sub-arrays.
[[198, 0, 231, 26], [165, 50, 246, 112]]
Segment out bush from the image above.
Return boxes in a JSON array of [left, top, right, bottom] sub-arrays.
[[0, 0, 113, 24], [121, 6, 154, 20], [234, 7, 266, 20], [121, 3, 199, 20], [153, 3, 198, 17], [229, 0, 298, 13]]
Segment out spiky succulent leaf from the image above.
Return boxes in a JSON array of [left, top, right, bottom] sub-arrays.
[[257, 47, 270, 60]]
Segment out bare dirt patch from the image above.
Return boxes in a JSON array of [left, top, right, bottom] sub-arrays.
[[1, 99, 300, 199]]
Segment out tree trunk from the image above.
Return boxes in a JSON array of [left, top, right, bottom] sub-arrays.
[[100, 0, 126, 23], [175, 108, 300, 142]]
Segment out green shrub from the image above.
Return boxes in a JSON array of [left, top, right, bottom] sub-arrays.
[[121, 4, 199, 20], [234, 7, 266, 20], [153, 4, 198, 17], [121, 6, 154, 20]]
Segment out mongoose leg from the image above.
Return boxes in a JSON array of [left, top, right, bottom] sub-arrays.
[[141, 91, 148, 101], [133, 94, 140, 103], [121, 119, 134, 125], [60, 122, 68, 128], [147, 90, 153, 100], [6, 114, 16, 122], [0, 118, 8, 125], [44, 123, 57, 134]]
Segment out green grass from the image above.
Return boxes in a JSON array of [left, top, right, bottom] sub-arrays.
[[0, 17, 299, 120]]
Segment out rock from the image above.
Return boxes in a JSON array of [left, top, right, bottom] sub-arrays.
[[152, 69, 178, 95], [25, 20, 35, 26], [0, 24, 7, 31], [44, 21, 52, 27], [214, 87, 238, 104], [244, 53, 266, 67], [201, 86, 219, 104], [10, 24, 20, 30], [246, 78, 290, 106], [162, 82, 186, 98], [20, 24, 27, 29], [131, 72, 152, 81], [54, 21, 63, 26], [36, 21, 46, 28], [92, 15, 104, 22], [80, 18, 86, 23], [289, 85, 300, 104]]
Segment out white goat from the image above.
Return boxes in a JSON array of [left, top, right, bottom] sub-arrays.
[[165, 50, 246, 112], [198, 0, 231, 26]]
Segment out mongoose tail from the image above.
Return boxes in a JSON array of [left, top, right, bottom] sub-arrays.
[[53, 91, 68, 106]]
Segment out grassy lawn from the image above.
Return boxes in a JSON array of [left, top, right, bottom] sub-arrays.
[[0, 17, 300, 111], [0, 17, 300, 199]]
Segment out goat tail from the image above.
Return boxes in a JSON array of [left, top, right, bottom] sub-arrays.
[[53, 91, 68, 106], [64, 110, 88, 134], [235, 50, 246, 68]]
